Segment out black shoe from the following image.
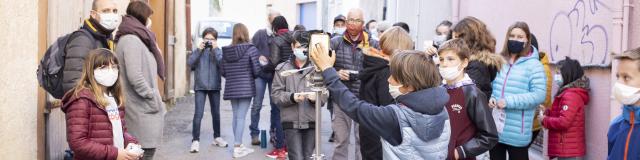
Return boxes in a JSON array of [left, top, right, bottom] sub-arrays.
[[251, 136, 260, 146], [328, 132, 335, 142]]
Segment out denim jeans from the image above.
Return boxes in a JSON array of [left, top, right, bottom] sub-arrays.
[[249, 78, 285, 148], [231, 98, 252, 145], [192, 90, 221, 141]]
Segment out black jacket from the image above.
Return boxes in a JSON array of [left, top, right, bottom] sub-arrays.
[[359, 55, 394, 106], [268, 32, 293, 74], [454, 84, 499, 159], [465, 51, 504, 100], [63, 19, 113, 93]]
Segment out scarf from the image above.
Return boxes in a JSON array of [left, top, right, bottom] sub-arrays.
[[83, 19, 115, 50], [115, 15, 166, 80]]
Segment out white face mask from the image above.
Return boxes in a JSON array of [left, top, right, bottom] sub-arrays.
[[433, 35, 447, 47], [293, 48, 307, 61], [554, 74, 563, 86], [613, 82, 640, 105], [439, 63, 462, 81], [334, 27, 346, 34], [98, 13, 120, 30], [94, 68, 119, 87], [146, 18, 152, 29], [389, 84, 403, 99]]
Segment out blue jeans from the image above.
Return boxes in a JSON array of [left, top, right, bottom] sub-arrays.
[[249, 78, 285, 148], [231, 98, 252, 145], [192, 90, 221, 141]]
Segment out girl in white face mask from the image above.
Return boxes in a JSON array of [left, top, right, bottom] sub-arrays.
[[608, 48, 640, 160], [62, 49, 143, 160], [437, 39, 498, 159]]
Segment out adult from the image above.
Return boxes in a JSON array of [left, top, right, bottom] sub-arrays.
[[114, 1, 166, 159]]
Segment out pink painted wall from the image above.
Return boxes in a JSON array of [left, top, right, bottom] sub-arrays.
[[455, 0, 632, 159]]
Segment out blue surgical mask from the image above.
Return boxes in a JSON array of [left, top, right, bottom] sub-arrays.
[[293, 48, 307, 60], [554, 74, 563, 86]]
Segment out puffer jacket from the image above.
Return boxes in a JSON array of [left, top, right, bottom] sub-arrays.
[[542, 76, 590, 158], [465, 50, 505, 100], [490, 46, 547, 147], [220, 43, 262, 99], [268, 32, 294, 73], [63, 19, 114, 94], [271, 59, 328, 125], [187, 48, 222, 91], [330, 32, 379, 96], [62, 88, 137, 160], [321, 68, 451, 159]]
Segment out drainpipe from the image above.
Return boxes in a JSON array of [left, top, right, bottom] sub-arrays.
[[610, 0, 628, 120], [622, 0, 631, 50], [452, 0, 460, 22]]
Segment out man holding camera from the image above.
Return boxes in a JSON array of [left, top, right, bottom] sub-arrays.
[[329, 8, 379, 160], [187, 27, 228, 153]]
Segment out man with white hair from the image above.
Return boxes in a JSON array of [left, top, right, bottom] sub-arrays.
[[329, 8, 379, 160]]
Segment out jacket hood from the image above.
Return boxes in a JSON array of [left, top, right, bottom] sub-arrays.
[[397, 86, 449, 115], [61, 88, 98, 113], [359, 55, 389, 81], [559, 87, 590, 106], [470, 50, 506, 71], [222, 43, 254, 62], [395, 86, 450, 142]]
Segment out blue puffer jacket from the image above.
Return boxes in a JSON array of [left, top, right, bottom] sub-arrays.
[[608, 105, 640, 160], [220, 43, 262, 100], [187, 48, 222, 91], [490, 47, 547, 147]]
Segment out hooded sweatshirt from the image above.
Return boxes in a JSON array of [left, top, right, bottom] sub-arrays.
[[220, 43, 262, 99], [322, 68, 451, 159]]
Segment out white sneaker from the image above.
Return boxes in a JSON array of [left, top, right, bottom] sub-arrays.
[[190, 141, 199, 153], [233, 145, 254, 158], [240, 144, 254, 153], [212, 137, 228, 147]]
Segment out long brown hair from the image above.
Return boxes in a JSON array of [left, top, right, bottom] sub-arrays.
[[452, 16, 496, 54], [232, 23, 250, 45], [389, 50, 441, 90], [72, 49, 125, 108], [499, 21, 532, 61]]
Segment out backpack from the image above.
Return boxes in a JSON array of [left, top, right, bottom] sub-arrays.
[[37, 29, 94, 99]]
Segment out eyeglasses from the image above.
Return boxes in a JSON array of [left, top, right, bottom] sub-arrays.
[[204, 38, 216, 41], [346, 18, 364, 24]]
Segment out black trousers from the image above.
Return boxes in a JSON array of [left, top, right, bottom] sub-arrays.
[[489, 143, 529, 160], [359, 125, 382, 160]]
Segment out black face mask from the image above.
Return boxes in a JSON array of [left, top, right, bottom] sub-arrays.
[[507, 40, 526, 54]]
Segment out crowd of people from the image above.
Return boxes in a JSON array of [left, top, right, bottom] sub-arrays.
[[52, 0, 640, 159]]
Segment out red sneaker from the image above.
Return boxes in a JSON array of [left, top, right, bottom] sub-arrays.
[[266, 148, 288, 159]]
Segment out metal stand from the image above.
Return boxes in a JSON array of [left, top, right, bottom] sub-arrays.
[[309, 72, 326, 160]]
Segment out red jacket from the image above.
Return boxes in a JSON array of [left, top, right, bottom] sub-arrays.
[[62, 88, 137, 160], [542, 87, 589, 158]]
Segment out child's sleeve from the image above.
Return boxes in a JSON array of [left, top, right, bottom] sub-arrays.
[[271, 64, 296, 107]]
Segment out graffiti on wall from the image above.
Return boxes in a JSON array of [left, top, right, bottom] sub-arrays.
[[549, 0, 610, 66]]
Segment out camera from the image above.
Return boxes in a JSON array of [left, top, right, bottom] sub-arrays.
[[204, 41, 213, 49]]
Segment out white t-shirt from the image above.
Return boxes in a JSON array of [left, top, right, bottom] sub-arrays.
[[105, 93, 125, 149]]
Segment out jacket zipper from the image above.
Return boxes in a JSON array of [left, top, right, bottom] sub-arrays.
[[623, 112, 635, 160], [499, 64, 526, 134]]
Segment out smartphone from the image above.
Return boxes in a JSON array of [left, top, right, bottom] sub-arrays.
[[310, 33, 331, 57]]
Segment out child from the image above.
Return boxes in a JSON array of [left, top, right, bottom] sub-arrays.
[[438, 39, 498, 159], [608, 47, 640, 160], [539, 57, 590, 159], [271, 30, 328, 160], [62, 49, 142, 160]]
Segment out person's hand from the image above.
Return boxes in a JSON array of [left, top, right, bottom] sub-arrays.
[[488, 98, 497, 108], [453, 149, 459, 159], [117, 149, 138, 160], [497, 99, 506, 109], [259, 56, 269, 66], [307, 92, 317, 102], [293, 93, 305, 103], [197, 40, 205, 50], [538, 105, 546, 123], [425, 46, 438, 56], [337, 70, 350, 81], [309, 43, 336, 71], [210, 40, 218, 49]]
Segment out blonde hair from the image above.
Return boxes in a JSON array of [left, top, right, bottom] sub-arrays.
[[232, 23, 250, 45], [379, 26, 414, 56], [389, 50, 441, 90], [72, 49, 125, 108]]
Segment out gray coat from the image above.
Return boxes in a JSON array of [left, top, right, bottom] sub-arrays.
[[271, 60, 328, 124], [62, 27, 110, 93], [330, 34, 379, 97], [187, 48, 222, 91], [115, 35, 166, 148], [220, 43, 262, 100]]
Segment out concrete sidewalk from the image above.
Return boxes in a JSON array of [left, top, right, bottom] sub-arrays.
[[155, 93, 360, 160]]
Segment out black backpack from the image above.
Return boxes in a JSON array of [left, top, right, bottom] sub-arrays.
[[37, 29, 94, 99]]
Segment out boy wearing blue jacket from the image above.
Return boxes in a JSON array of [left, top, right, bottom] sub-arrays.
[[609, 47, 640, 160]]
